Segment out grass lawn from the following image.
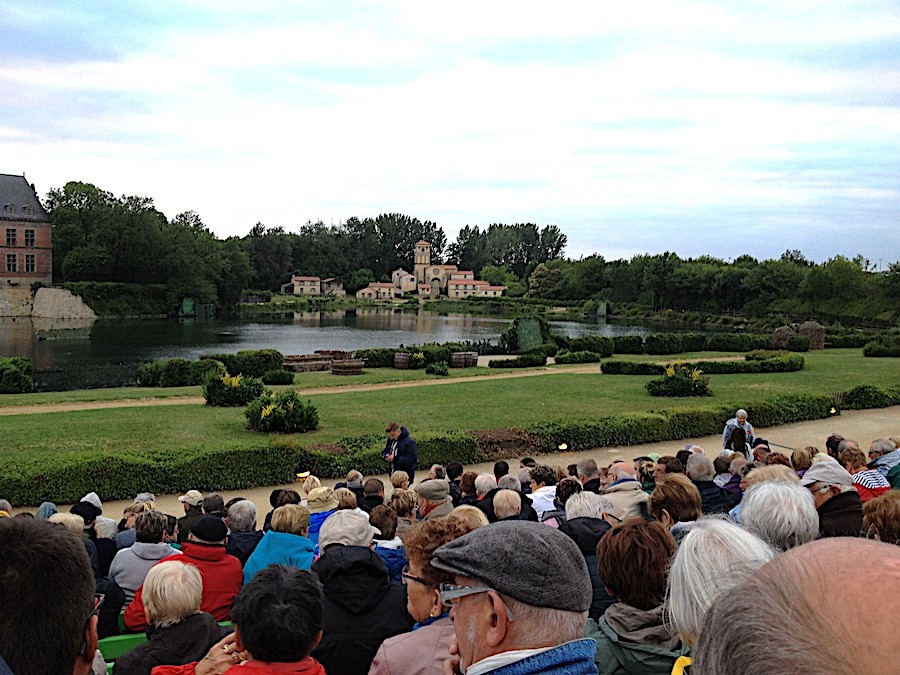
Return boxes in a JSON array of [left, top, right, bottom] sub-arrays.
[[1, 350, 897, 457]]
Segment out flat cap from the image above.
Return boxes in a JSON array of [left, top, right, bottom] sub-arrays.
[[800, 462, 853, 487], [191, 515, 227, 543], [413, 479, 450, 501], [431, 520, 592, 612]]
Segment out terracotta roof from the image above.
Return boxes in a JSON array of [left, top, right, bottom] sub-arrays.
[[480, 286, 506, 291], [369, 282, 395, 288], [292, 276, 321, 281], [415, 240, 431, 246]]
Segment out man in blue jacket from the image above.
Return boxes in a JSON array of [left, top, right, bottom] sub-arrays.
[[383, 421, 418, 483]]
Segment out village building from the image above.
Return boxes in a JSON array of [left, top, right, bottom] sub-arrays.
[[1, 174, 52, 286], [356, 240, 505, 300], [280, 275, 345, 296]]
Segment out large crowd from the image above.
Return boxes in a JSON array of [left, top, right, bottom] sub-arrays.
[[0, 414, 898, 675]]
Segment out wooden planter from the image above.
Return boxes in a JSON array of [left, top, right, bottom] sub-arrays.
[[331, 359, 364, 376], [450, 351, 478, 368], [394, 353, 410, 370]]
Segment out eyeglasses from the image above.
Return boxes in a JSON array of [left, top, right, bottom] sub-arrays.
[[401, 564, 430, 587], [438, 583, 515, 621], [808, 484, 831, 495], [80, 594, 105, 654]]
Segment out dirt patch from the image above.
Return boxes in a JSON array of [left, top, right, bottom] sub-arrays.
[[473, 429, 542, 461]]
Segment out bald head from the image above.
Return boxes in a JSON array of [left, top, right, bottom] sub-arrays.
[[694, 538, 900, 674], [609, 461, 636, 481]]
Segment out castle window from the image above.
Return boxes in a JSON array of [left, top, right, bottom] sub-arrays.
[[3, 204, 12, 215], [25, 229, 35, 247], [25, 254, 35, 273], [5, 229, 15, 246], [6, 253, 17, 272], [22, 205, 32, 216]]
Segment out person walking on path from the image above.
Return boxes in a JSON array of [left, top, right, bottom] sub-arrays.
[[383, 422, 418, 484], [722, 409, 755, 449]]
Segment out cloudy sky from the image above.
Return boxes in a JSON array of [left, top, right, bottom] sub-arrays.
[[2, 1, 898, 264]]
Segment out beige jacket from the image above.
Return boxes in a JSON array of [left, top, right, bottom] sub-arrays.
[[602, 480, 649, 520]]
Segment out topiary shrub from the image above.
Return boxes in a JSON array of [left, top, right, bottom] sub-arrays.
[[569, 335, 614, 357], [261, 369, 296, 385], [203, 372, 266, 407], [200, 349, 283, 377], [843, 385, 900, 409], [646, 365, 711, 397], [425, 361, 450, 376], [246, 390, 319, 433], [555, 350, 603, 364], [613, 335, 644, 354], [601, 361, 665, 375], [786, 335, 810, 352], [0, 357, 34, 394], [863, 339, 900, 358]]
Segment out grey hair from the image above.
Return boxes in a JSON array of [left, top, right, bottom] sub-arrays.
[[870, 438, 897, 454], [346, 470, 363, 482], [740, 482, 819, 552], [609, 461, 636, 480], [836, 439, 859, 454], [729, 456, 748, 474], [498, 474, 521, 491], [0, 499, 11, 513], [565, 492, 612, 520], [492, 490, 521, 520], [502, 595, 588, 647], [666, 518, 776, 646], [135, 492, 156, 503], [686, 454, 715, 482], [226, 499, 257, 532], [94, 516, 119, 540], [576, 458, 599, 479], [474, 473, 497, 498], [735, 409, 748, 418], [430, 464, 446, 479], [517, 468, 532, 485]]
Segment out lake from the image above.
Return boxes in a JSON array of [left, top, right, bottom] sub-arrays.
[[0, 309, 650, 390]]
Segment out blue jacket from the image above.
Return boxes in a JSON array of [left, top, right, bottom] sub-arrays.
[[481, 639, 599, 674], [308, 509, 335, 551], [374, 541, 407, 582], [242, 530, 315, 585], [383, 427, 418, 479]]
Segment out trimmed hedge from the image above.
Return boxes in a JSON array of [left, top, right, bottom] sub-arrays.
[[786, 335, 810, 352], [613, 334, 644, 354], [843, 385, 900, 409], [202, 372, 266, 407], [825, 334, 873, 348], [137, 359, 224, 387], [261, 369, 296, 385], [555, 350, 604, 364], [644, 333, 685, 355], [568, 336, 614, 357], [601, 354, 804, 375], [0, 357, 34, 394], [200, 350, 283, 378], [601, 361, 665, 375], [356, 348, 401, 368], [863, 339, 900, 358], [488, 354, 548, 368]]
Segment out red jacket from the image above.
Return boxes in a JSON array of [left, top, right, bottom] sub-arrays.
[[125, 542, 243, 631], [152, 657, 326, 674]]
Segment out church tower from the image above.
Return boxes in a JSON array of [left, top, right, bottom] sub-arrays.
[[414, 240, 431, 284]]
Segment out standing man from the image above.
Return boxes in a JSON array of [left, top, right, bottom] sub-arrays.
[[383, 421, 418, 483], [721, 409, 755, 449]]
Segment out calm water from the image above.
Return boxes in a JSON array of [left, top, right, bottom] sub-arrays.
[[0, 309, 649, 389]]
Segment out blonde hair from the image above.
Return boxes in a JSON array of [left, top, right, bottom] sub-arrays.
[[143, 560, 202, 628], [271, 504, 310, 536], [446, 505, 489, 529], [124, 500, 156, 516], [492, 490, 521, 520], [300, 475, 321, 499], [390, 489, 416, 518], [744, 465, 799, 487], [390, 471, 410, 491], [48, 513, 85, 533], [334, 488, 358, 510]]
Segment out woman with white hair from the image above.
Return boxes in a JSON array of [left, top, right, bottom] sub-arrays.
[[721, 408, 755, 449], [666, 518, 776, 650], [740, 481, 819, 552], [114, 560, 230, 675]]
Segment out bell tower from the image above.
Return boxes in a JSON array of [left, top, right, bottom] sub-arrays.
[[414, 241, 431, 284]]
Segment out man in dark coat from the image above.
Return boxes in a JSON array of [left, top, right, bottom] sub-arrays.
[[382, 422, 418, 483], [176, 490, 204, 544], [686, 454, 735, 514], [800, 462, 864, 537], [311, 511, 414, 675]]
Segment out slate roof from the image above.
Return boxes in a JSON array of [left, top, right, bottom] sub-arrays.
[[0, 174, 50, 222]]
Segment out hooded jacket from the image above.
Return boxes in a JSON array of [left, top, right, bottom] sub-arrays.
[[869, 449, 900, 488], [225, 529, 264, 567], [112, 612, 230, 675], [242, 530, 315, 585], [817, 490, 863, 538], [311, 545, 414, 675], [585, 604, 689, 675], [109, 541, 181, 605], [308, 509, 335, 550], [602, 480, 649, 520], [383, 427, 418, 480], [558, 517, 615, 619]]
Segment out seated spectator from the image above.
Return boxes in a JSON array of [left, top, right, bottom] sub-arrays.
[[446, 462, 464, 489], [431, 520, 597, 675], [651, 456, 682, 483], [518, 467, 535, 495], [391, 470, 410, 491], [526, 464, 558, 520], [752, 444, 772, 465], [94, 516, 120, 577], [686, 454, 734, 514], [337, 470, 366, 504], [867, 438, 900, 489], [0, 498, 11, 517], [540, 476, 583, 528], [862, 490, 900, 545], [559, 492, 616, 619], [740, 481, 819, 551], [791, 447, 815, 477], [721, 456, 747, 505], [360, 478, 386, 513], [576, 458, 602, 493], [110, 511, 180, 605], [242, 504, 315, 585], [224, 499, 263, 566], [474, 473, 498, 502], [390, 488, 417, 536], [666, 519, 775, 649], [35, 500, 57, 520], [311, 510, 414, 674], [414, 480, 454, 521], [825, 433, 845, 460], [264, 489, 302, 531], [727, 463, 796, 524], [586, 519, 687, 674], [176, 490, 204, 543], [648, 473, 702, 542], [636, 459, 657, 493], [202, 494, 225, 519], [840, 445, 891, 502], [712, 456, 732, 487], [154, 565, 328, 675], [116, 500, 157, 550], [0, 518, 102, 675], [299, 475, 322, 503], [458, 471, 479, 506], [765, 452, 793, 469], [492, 489, 525, 521], [125, 515, 242, 631], [799, 461, 864, 537], [306, 487, 338, 549], [602, 461, 649, 520], [446, 505, 490, 530], [371, 505, 406, 581], [693, 538, 900, 674], [497, 474, 521, 491], [492, 460, 509, 482], [723, 426, 751, 459], [334, 487, 360, 511], [113, 561, 230, 675], [369, 517, 485, 675]]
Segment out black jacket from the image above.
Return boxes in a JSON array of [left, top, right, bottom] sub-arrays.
[[113, 612, 230, 675], [818, 490, 863, 538], [311, 545, 414, 675], [177, 508, 204, 543], [225, 530, 264, 567], [477, 488, 539, 524], [382, 428, 418, 481], [558, 517, 615, 619], [582, 478, 603, 494], [694, 480, 734, 514]]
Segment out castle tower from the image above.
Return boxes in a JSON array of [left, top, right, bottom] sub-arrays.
[[414, 240, 431, 284]]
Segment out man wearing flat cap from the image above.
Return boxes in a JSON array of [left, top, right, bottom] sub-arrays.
[[124, 515, 243, 631], [431, 521, 598, 674], [414, 479, 454, 521], [800, 461, 863, 538]]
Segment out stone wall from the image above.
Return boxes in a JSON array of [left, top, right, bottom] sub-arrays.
[[0, 286, 96, 319], [0, 286, 33, 317]]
